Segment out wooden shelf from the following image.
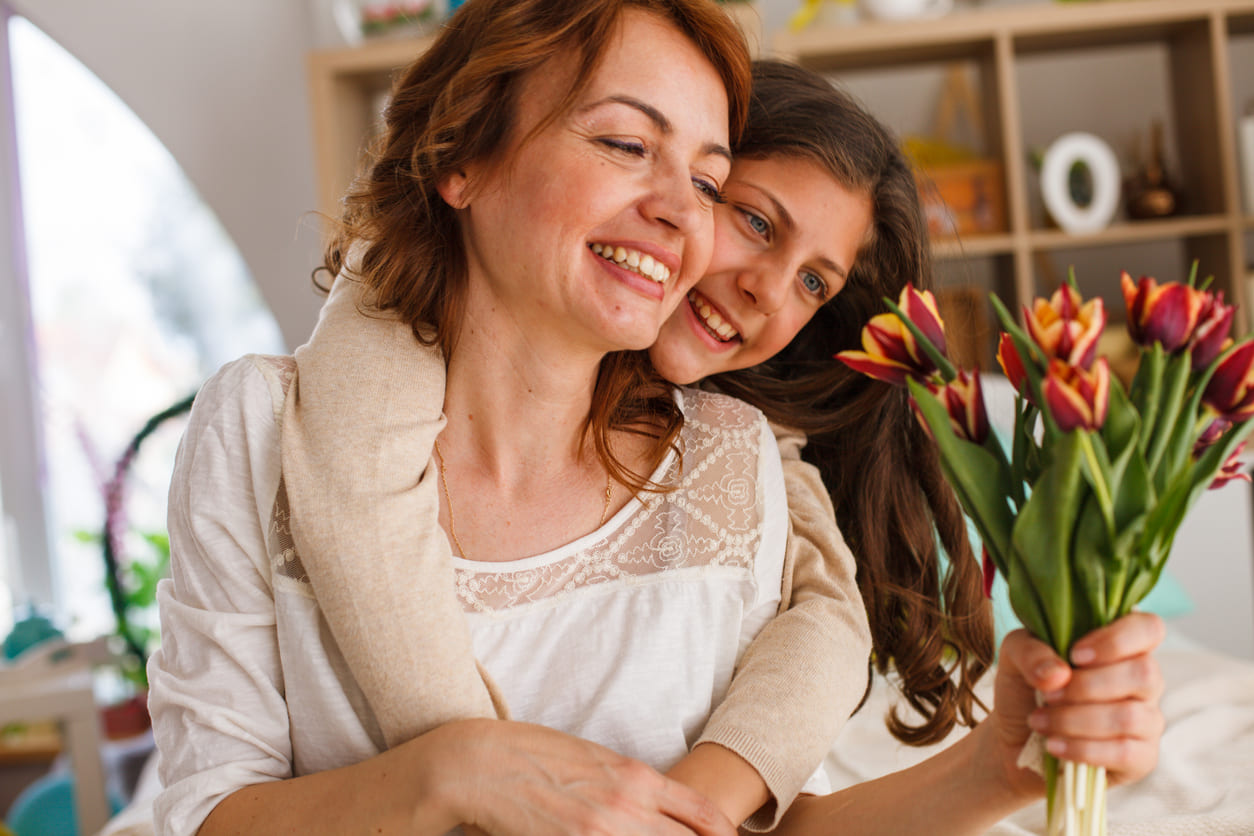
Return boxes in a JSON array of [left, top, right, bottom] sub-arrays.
[[1028, 215, 1233, 251], [773, 0, 1254, 332]]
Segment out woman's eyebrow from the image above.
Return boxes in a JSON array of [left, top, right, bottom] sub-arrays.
[[582, 95, 732, 162]]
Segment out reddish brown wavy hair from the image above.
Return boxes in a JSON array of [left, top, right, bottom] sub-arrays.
[[322, 0, 751, 491], [712, 60, 995, 745]]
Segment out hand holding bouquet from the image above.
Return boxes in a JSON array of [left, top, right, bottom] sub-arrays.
[[838, 266, 1253, 835]]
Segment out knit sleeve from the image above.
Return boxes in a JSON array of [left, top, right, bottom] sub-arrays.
[[278, 276, 502, 748], [694, 424, 872, 831]]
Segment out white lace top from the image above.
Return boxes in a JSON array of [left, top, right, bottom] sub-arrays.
[[149, 355, 825, 836]]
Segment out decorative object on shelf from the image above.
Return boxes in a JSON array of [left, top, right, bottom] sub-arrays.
[[838, 266, 1251, 836], [1040, 132, 1121, 235], [1125, 120, 1181, 220], [859, 0, 952, 20], [788, 0, 858, 30], [906, 65, 1006, 239], [332, 0, 445, 45], [1240, 101, 1254, 216]]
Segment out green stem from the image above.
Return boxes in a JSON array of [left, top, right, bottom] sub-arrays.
[[1078, 432, 1116, 538]]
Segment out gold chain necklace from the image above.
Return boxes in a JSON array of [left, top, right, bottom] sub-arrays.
[[433, 439, 612, 561]]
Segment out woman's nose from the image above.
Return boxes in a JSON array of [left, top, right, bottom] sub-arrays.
[[639, 162, 705, 238]]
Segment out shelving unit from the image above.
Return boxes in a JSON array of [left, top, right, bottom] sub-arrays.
[[307, 0, 1254, 339], [773, 0, 1254, 334]]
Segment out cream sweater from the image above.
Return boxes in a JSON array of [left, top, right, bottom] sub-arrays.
[[279, 277, 872, 829]]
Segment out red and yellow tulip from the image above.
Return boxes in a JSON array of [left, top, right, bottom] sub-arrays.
[[931, 369, 990, 445], [1024, 285, 1105, 369], [1210, 442, 1250, 490], [1203, 340, 1254, 422], [1042, 358, 1110, 432], [837, 285, 947, 386], [1188, 291, 1235, 371], [997, 332, 1030, 396], [1121, 271, 1210, 354]]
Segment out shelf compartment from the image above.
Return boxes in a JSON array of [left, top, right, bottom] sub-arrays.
[[933, 233, 1016, 260]]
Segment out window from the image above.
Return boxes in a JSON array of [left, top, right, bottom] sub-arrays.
[[0, 14, 283, 641]]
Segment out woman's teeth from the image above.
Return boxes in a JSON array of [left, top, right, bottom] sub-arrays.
[[590, 243, 671, 283], [688, 291, 738, 342]]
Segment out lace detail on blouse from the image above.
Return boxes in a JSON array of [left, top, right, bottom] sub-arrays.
[[453, 389, 768, 614], [259, 350, 768, 616]]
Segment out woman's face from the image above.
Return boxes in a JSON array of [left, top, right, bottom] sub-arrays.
[[442, 8, 732, 356], [649, 156, 873, 385]]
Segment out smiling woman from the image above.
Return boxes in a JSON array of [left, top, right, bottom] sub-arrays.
[[147, 2, 761, 835]]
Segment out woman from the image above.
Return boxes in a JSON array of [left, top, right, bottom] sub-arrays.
[[150, 1, 762, 834], [279, 55, 1165, 834]]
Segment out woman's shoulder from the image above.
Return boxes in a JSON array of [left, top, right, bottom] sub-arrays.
[[677, 385, 768, 434]]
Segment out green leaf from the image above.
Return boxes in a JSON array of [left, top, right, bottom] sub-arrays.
[[1010, 432, 1087, 654], [1147, 351, 1192, 489], [1072, 496, 1112, 627], [1100, 377, 1140, 464], [1129, 343, 1164, 449], [908, 378, 1016, 570]]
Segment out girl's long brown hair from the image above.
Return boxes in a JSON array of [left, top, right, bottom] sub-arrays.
[[320, 0, 751, 492], [713, 60, 995, 745]]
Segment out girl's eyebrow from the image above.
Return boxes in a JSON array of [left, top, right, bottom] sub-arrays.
[[580, 95, 732, 163]]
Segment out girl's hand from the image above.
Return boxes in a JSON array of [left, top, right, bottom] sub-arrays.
[[429, 719, 736, 836], [989, 612, 1166, 799]]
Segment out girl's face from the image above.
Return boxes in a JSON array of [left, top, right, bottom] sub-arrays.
[[441, 9, 732, 357], [650, 155, 873, 385]]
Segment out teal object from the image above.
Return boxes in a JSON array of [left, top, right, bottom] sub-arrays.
[[6, 772, 122, 836], [2, 610, 63, 661]]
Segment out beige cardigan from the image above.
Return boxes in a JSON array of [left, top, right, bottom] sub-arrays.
[[279, 278, 871, 830]]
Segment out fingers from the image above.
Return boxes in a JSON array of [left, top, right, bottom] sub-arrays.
[[1067, 612, 1166, 668], [999, 629, 1071, 694], [655, 774, 736, 836]]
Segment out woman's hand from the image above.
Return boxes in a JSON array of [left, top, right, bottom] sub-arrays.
[[989, 612, 1166, 800], [428, 719, 737, 836]]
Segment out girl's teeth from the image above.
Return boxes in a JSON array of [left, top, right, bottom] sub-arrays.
[[589, 243, 670, 283], [687, 291, 738, 342]]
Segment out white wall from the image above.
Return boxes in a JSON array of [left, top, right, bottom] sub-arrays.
[[12, 0, 327, 351]]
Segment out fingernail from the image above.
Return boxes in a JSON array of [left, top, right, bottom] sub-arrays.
[[1035, 662, 1061, 680], [1046, 738, 1067, 756], [1028, 711, 1049, 732], [1042, 689, 1065, 703], [1071, 646, 1096, 665]]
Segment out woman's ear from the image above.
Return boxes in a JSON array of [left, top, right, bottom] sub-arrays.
[[437, 170, 472, 209]]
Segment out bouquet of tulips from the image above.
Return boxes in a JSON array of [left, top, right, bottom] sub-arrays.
[[838, 266, 1254, 836]]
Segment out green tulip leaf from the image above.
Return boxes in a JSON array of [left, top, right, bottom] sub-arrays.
[[908, 378, 1015, 568], [1011, 431, 1087, 654], [1147, 351, 1192, 489], [1072, 495, 1112, 627], [1129, 342, 1164, 447], [1101, 377, 1140, 463]]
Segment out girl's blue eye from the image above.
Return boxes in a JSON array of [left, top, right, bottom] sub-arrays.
[[741, 209, 769, 237], [801, 271, 827, 298]]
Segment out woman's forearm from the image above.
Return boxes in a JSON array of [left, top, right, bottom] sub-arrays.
[[198, 727, 462, 836], [772, 723, 1029, 836]]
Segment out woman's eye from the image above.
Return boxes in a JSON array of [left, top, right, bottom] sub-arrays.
[[598, 138, 646, 156], [801, 271, 828, 298], [739, 208, 770, 238], [693, 177, 726, 204]]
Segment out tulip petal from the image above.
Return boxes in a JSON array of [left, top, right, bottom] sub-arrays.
[[836, 350, 915, 386]]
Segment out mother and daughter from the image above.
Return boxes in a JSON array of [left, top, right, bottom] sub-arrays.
[[149, 0, 1164, 833]]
